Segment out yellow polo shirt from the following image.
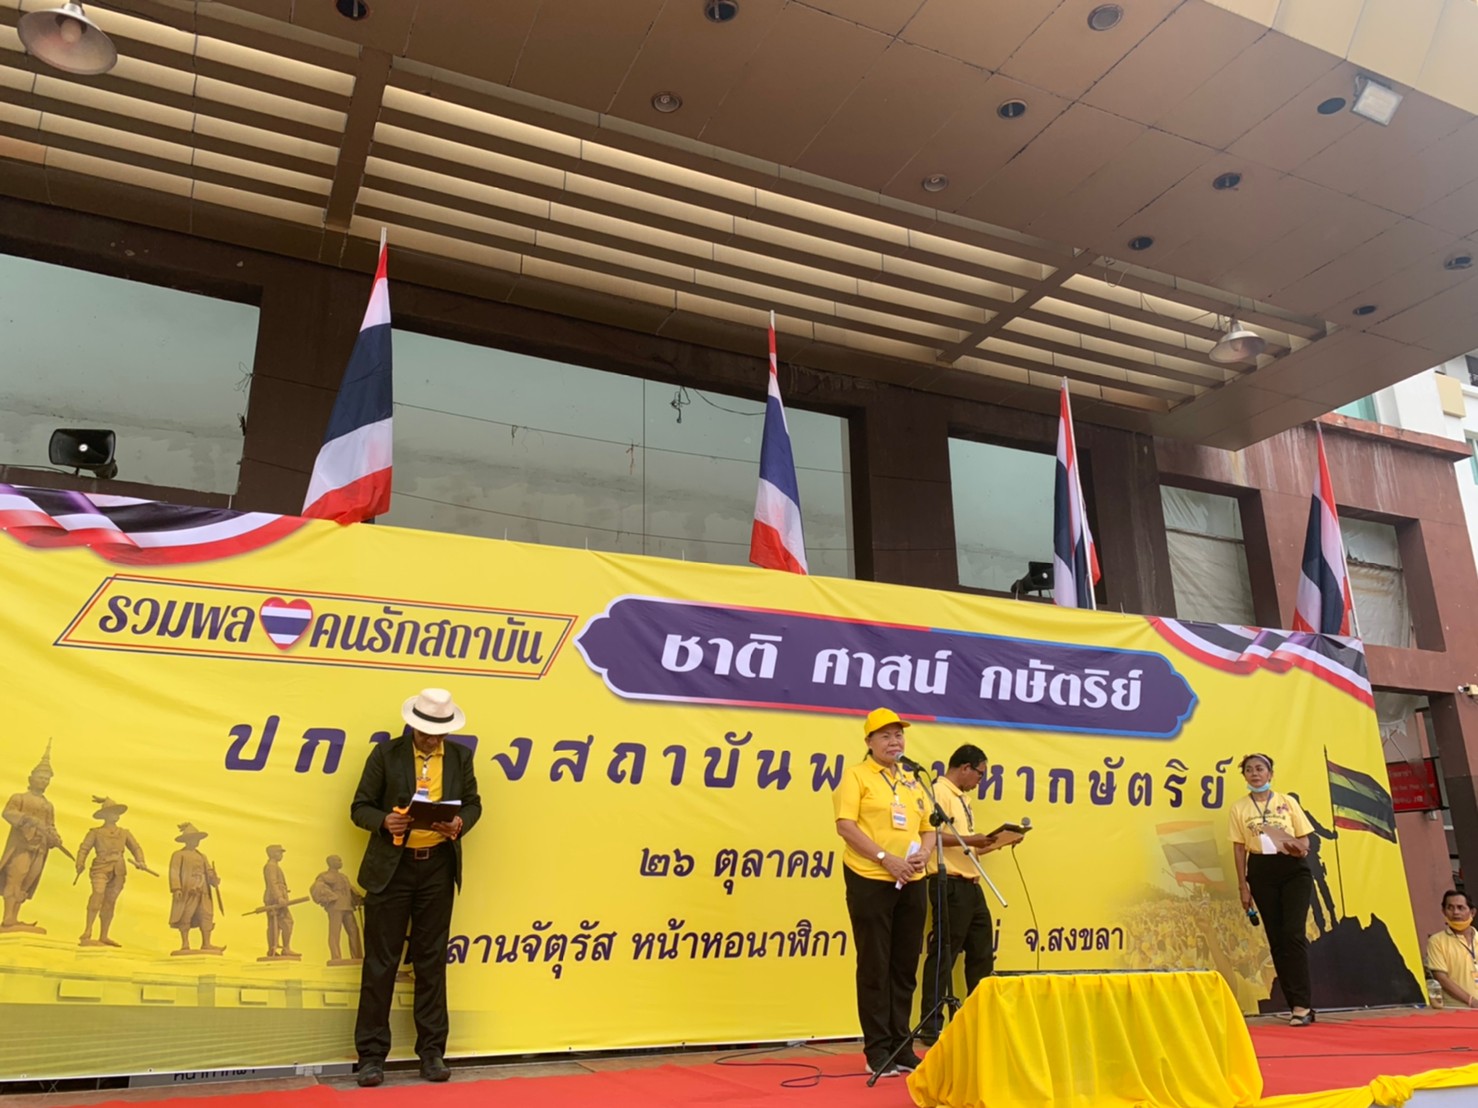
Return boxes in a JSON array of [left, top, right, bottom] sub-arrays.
[[925, 775, 977, 879], [1226, 790, 1312, 852], [405, 745, 447, 850], [1427, 928, 1478, 1006], [833, 756, 930, 881]]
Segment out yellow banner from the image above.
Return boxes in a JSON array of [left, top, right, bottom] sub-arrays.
[[0, 514, 1424, 1079]]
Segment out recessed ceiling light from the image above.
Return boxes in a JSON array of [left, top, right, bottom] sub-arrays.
[[1317, 97, 1346, 116], [704, 0, 739, 23], [997, 99, 1027, 120], [1445, 253, 1474, 271], [1127, 235, 1154, 251], [1353, 304, 1377, 316], [1351, 74, 1402, 126], [922, 174, 949, 193], [1087, 4, 1123, 31], [1212, 171, 1242, 191], [335, 0, 368, 19], [651, 91, 683, 113]]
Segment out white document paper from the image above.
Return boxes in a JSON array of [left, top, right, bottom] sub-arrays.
[[1258, 832, 1278, 855], [895, 841, 920, 889]]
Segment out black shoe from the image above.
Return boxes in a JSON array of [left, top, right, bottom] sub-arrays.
[[420, 1052, 451, 1082], [1288, 1010, 1316, 1027], [895, 1052, 922, 1071], [356, 1060, 385, 1088]]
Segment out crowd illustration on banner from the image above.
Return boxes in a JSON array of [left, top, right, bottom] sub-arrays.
[[0, 742, 369, 965]]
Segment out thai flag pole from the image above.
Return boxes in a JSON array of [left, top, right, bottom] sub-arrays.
[[302, 228, 393, 525], [1292, 426, 1358, 637], [1052, 378, 1101, 609], [748, 311, 809, 574]]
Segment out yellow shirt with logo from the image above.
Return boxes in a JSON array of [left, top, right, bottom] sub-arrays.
[[405, 744, 447, 850], [1427, 928, 1478, 1006], [925, 775, 978, 879], [1226, 790, 1313, 852], [833, 757, 930, 881]]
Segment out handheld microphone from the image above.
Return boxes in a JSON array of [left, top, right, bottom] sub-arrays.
[[897, 755, 926, 773]]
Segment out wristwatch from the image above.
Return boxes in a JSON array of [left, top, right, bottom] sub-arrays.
[[875, 849, 887, 861]]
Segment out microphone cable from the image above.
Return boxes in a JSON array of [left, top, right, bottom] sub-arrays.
[[1008, 842, 1042, 973]]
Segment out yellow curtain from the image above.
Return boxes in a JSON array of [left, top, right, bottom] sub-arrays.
[[907, 971, 1262, 1108], [1251, 1062, 1478, 1108]]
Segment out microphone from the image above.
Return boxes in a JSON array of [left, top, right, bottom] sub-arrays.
[[897, 755, 926, 774], [1020, 816, 1032, 830]]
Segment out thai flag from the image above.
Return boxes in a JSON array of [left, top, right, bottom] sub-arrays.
[[748, 312, 808, 574], [260, 599, 314, 648], [302, 233, 393, 524], [1053, 379, 1100, 608], [1292, 427, 1354, 635]]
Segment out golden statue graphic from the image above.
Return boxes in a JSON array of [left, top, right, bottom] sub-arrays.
[[249, 844, 303, 961], [168, 823, 224, 955], [309, 854, 364, 965], [75, 796, 154, 947], [1, 742, 69, 933]]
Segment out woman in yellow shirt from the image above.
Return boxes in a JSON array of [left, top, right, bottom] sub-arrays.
[[833, 708, 935, 1077], [1227, 752, 1316, 1025]]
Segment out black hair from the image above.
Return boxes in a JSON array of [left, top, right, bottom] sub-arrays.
[[948, 744, 988, 770], [1238, 753, 1274, 774], [1443, 889, 1472, 910]]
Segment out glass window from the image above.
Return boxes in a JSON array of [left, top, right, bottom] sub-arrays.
[[1340, 517, 1412, 648], [1161, 486, 1255, 625], [1335, 395, 1378, 422], [0, 253, 258, 495], [1466, 436, 1478, 485], [949, 439, 1056, 593], [381, 330, 854, 576]]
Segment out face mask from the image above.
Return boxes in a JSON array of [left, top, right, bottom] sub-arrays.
[[1247, 782, 1272, 793], [1449, 917, 1473, 932]]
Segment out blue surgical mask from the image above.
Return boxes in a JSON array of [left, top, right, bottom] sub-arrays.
[[1247, 782, 1272, 794]]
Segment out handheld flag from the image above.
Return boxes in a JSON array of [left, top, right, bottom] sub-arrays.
[[1326, 758, 1397, 843], [749, 312, 808, 574], [1292, 427, 1354, 635], [1053, 379, 1100, 608], [302, 232, 393, 524]]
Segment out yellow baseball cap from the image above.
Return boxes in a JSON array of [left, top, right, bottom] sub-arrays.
[[862, 707, 911, 738]]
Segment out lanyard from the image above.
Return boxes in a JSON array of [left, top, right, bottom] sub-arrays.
[[1252, 792, 1276, 825], [957, 785, 974, 831], [880, 767, 901, 800]]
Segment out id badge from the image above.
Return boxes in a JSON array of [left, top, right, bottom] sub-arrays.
[[891, 802, 908, 829]]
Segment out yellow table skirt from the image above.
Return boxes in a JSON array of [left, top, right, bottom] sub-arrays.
[[907, 970, 1262, 1108]]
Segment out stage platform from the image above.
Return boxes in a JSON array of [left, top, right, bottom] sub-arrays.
[[4, 1007, 1477, 1108]]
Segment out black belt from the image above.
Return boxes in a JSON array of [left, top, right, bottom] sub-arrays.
[[931, 872, 979, 884], [406, 843, 448, 860]]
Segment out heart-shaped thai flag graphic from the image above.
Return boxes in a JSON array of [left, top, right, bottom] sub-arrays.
[[260, 597, 314, 650]]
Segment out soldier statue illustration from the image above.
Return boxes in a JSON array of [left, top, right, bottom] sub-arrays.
[[76, 796, 154, 947], [1, 742, 69, 933], [168, 823, 225, 955], [310, 854, 364, 965], [255, 844, 301, 960]]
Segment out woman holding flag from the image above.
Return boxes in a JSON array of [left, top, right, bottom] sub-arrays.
[[1228, 753, 1316, 1025]]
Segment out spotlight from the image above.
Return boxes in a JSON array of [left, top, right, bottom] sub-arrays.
[[1351, 75, 1402, 126], [49, 428, 118, 480], [651, 91, 682, 113], [17, 3, 116, 75], [1010, 561, 1054, 598], [922, 174, 949, 193], [1209, 321, 1265, 365]]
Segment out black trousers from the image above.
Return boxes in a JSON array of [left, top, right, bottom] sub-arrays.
[[919, 874, 994, 1038], [1246, 852, 1314, 1011], [355, 843, 457, 1062], [843, 867, 927, 1069]]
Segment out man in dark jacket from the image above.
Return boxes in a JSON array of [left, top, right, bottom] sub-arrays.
[[351, 688, 481, 1086]]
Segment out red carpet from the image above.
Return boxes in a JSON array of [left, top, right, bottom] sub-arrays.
[[1251, 1013, 1478, 1096], [48, 1013, 1478, 1107]]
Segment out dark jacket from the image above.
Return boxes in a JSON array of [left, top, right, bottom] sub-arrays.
[[350, 735, 482, 894]]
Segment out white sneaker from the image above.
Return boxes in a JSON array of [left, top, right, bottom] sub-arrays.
[[872, 1065, 903, 1078]]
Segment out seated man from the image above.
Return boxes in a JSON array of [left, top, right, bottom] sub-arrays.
[[1426, 889, 1478, 1007]]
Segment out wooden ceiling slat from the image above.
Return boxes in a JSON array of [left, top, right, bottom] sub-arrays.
[[956, 347, 1186, 403], [989, 328, 1223, 390], [1094, 269, 1325, 341]]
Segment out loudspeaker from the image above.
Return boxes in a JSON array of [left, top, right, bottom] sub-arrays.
[[49, 428, 118, 478]]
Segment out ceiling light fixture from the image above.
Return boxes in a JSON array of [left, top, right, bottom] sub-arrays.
[[1445, 253, 1474, 271], [1353, 304, 1378, 316], [1351, 74, 1402, 125], [704, 0, 740, 23], [17, 2, 116, 75], [1212, 171, 1242, 191], [1127, 235, 1154, 251], [1317, 97, 1346, 116], [1087, 4, 1123, 31], [335, 0, 369, 18], [651, 91, 683, 113], [1209, 320, 1265, 364], [922, 174, 949, 193], [997, 99, 1027, 120]]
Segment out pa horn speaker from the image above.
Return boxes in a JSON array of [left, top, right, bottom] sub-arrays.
[[49, 428, 118, 478]]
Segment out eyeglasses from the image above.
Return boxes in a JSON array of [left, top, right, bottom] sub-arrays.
[[968, 764, 987, 776]]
